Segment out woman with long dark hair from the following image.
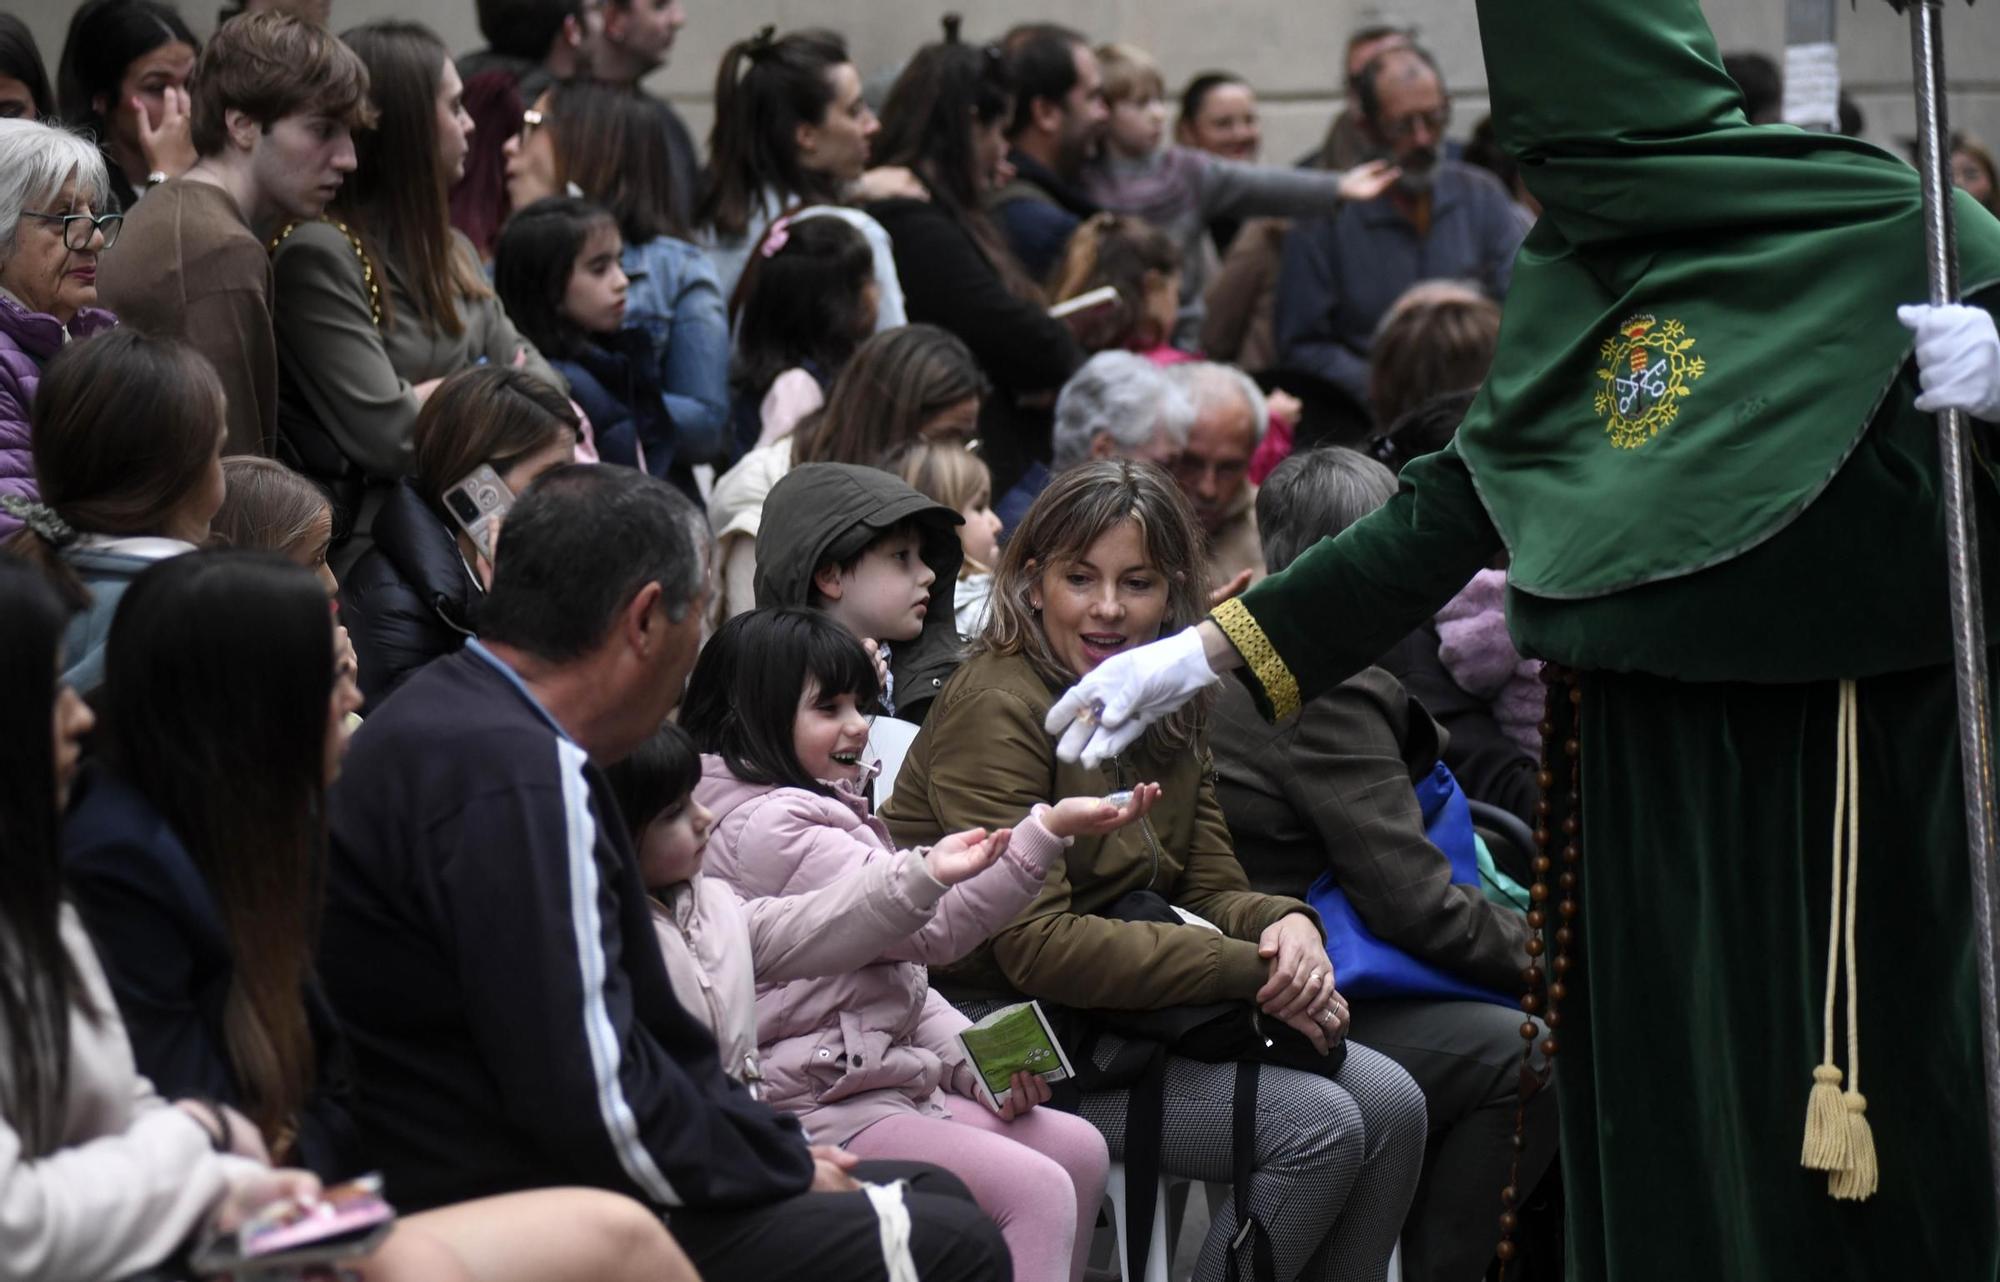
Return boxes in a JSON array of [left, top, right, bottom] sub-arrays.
[[694, 26, 909, 325], [61, 550, 700, 1282], [271, 20, 560, 574], [55, 0, 197, 209], [867, 16, 1079, 498], [501, 78, 731, 470], [0, 554, 333, 1281]]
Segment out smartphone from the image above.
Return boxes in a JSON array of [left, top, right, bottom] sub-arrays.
[[1049, 285, 1122, 322], [191, 1175, 396, 1276], [441, 463, 513, 564]]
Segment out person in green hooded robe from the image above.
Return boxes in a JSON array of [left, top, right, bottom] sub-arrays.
[[1044, 0, 2000, 1276]]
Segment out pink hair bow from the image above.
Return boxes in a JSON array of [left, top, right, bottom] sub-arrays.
[[760, 216, 792, 259]]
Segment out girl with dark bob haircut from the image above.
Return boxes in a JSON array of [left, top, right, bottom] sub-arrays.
[[679, 601, 1149, 1282], [678, 605, 879, 798]]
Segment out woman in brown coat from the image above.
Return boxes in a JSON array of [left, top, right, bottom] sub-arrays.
[[881, 460, 1425, 1282]]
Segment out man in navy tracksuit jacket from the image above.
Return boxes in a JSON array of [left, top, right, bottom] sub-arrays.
[[318, 466, 1007, 1281]]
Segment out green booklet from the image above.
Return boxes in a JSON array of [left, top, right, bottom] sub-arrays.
[[955, 1000, 1075, 1108]]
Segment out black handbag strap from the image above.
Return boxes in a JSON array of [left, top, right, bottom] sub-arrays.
[[1226, 1057, 1277, 1282]]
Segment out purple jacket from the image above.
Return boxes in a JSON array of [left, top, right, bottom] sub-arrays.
[[0, 294, 116, 538], [696, 754, 1067, 1144]]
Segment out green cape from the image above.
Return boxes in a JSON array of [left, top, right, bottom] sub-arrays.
[[1455, 0, 2000, 598]]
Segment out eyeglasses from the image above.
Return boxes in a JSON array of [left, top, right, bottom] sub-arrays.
[[1380, 106, 1450, 143], [22, 208, 122, 251], [519, 107, 547, 141]]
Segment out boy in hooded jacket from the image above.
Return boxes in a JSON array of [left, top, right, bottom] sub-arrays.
[[755, 463, 968, 724]]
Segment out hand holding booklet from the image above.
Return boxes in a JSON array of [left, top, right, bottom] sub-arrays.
[[955, 1000, 1076, 1109]]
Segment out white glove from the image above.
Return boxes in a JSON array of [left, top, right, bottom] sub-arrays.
[[1899, 303, 2000, 420], [1044, 625, 1219, 769]]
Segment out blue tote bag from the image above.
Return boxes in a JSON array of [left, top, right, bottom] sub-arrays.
[[1305, 761, 1520, 1007]]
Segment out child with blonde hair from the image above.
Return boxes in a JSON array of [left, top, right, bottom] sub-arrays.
[[885, 440, 1003, 635], [1081, 42, 1398, 345]]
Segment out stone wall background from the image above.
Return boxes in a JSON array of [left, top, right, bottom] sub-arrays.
[[12, 0, 2000, 185]]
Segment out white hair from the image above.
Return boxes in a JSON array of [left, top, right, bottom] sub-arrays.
[[1051, 351, 1196, 469], [1165, 360, 1268, 445], [0, 119, 112, 255]]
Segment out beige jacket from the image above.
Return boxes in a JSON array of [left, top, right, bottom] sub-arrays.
[[0, 907, 260, 1280]]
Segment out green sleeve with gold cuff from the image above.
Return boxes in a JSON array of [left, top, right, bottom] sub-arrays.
[[1211, 445, 1501, 722]]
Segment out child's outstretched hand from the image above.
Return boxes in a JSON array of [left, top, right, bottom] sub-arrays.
[[924, 826, 1014, 885], [1042, 783, 1162, 840], [1337, 158, 1401, 204]]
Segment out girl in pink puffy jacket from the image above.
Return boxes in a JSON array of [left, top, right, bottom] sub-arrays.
[[677, 607, 1157, 1282]]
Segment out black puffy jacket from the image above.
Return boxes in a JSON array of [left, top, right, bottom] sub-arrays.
[[340, 480, 479, 708]]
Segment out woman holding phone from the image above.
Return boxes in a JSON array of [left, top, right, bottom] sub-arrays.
[[340, 366, 578, 706]]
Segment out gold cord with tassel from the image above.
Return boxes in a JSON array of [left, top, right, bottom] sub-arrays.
[[1827, 684, 1877, 1199], [1801, 681, 1853, 1172], [1800, 680, 1878, 1200]]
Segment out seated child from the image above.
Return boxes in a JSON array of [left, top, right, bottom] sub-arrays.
[[677, 607, 1159, 1282], [606, 717, 1018, 1093], [883, 440, 1003, 638], [730, 215, 880, 455], [753, 462, 962, 724], [1049, 213, 1186, 359], [494, 197, 679, 484], [1080, 41, 1398, 344]]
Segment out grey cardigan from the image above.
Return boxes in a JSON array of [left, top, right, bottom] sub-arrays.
[[1081, 144, 1353, 345]]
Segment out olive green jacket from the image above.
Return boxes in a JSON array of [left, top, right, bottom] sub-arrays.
[[879, 650, 1315, 1010]]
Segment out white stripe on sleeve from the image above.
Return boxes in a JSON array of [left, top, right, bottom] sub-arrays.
[[556, 738, 681, 1206]]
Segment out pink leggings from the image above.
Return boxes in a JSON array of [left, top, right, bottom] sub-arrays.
[[846, 1102, 1110, 1282]]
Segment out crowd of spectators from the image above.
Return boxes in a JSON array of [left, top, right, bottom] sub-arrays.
[[2, 2, 1879, 1279]]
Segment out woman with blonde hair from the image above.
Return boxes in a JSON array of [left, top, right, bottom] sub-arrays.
[[882, 459, 1426, 1282]]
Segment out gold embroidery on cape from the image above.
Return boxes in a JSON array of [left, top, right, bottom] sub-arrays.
[[1592, 314, 1706, 450], [1211, 598, 1301, 721]]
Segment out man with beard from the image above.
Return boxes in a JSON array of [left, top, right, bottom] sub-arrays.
[[992, 23, 1109, 280], [1274, 44, 1526, 407]]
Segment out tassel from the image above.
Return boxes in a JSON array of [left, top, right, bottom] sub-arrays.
[[1802, 683, 1855, 1175], [1800, 1063, 1850, 1171], [1827, 1092, 1879, 1201]]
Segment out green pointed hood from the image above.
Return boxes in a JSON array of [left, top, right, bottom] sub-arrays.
[[1453, 0, 2000, 598]]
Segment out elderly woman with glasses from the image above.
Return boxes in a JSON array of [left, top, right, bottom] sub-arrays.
[[0, 117, 118, 540]]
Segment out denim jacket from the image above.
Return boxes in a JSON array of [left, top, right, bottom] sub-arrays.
[[621, 235, 732, 467]]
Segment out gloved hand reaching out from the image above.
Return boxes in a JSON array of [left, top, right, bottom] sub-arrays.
[[1899, 303, 2000, 420], [1045, 625, 1220, 769]]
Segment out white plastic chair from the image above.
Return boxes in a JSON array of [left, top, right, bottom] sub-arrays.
[[1103, 1162, 1173, 1282]]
